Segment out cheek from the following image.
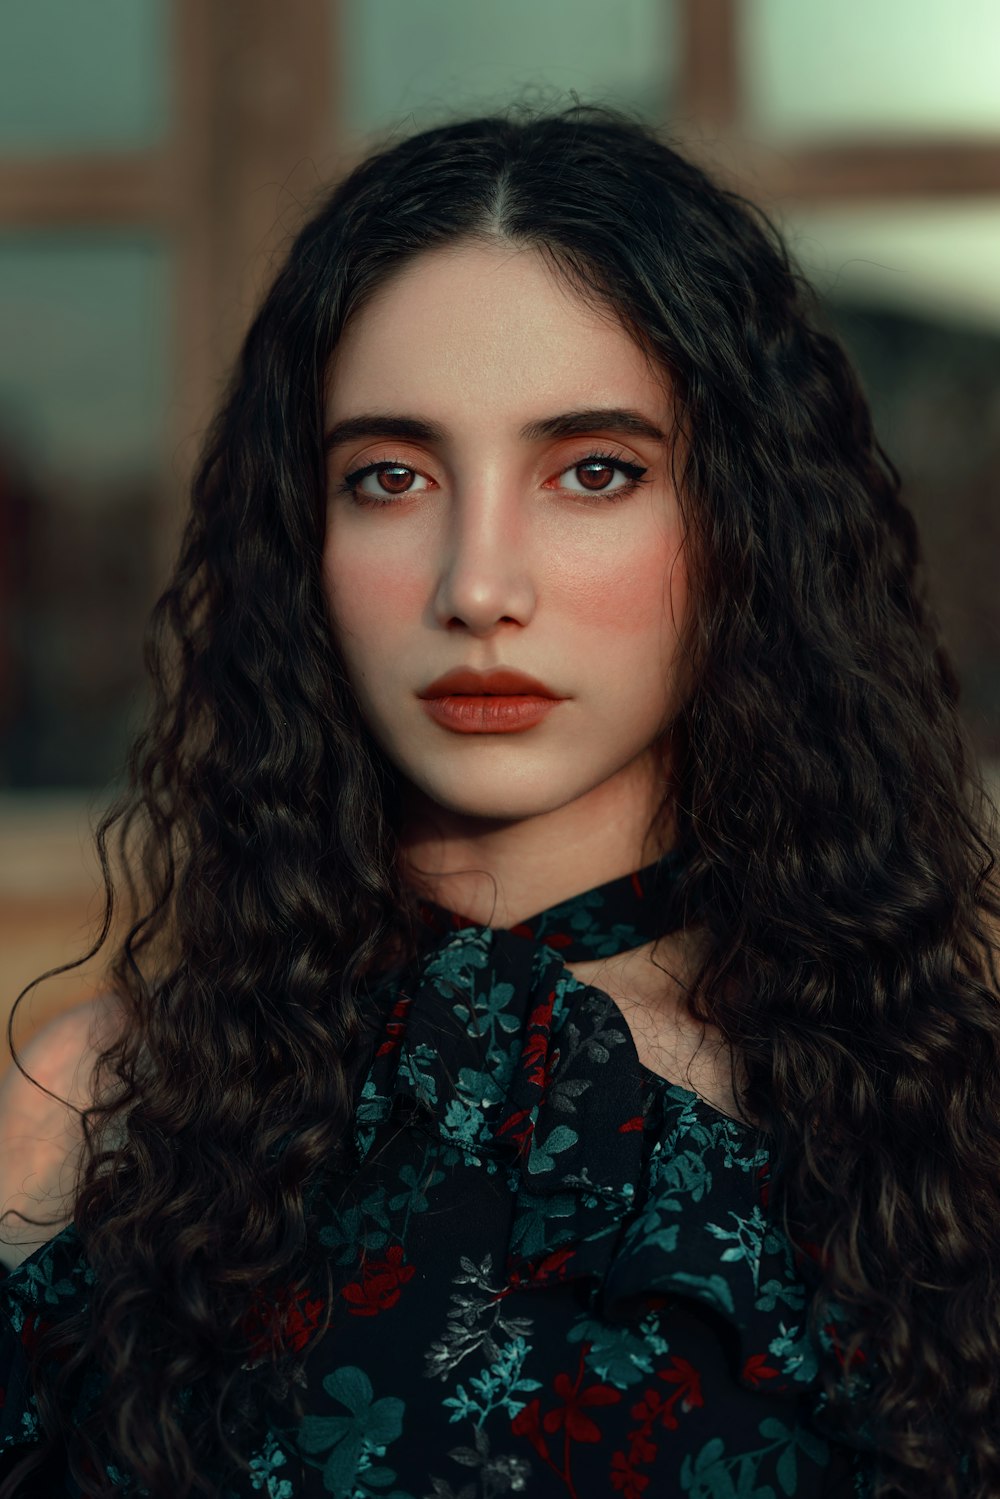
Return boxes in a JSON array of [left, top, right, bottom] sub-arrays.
[[562, 540, 687, 641], [323, 546, 426, 643]]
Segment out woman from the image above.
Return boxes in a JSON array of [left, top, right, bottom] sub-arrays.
[[1, 100, 998, 1499]]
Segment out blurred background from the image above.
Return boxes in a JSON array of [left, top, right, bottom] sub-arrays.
[[1, 0, 999, 1062]]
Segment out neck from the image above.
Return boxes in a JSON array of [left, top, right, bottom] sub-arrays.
[[397, 758, 676, 930]]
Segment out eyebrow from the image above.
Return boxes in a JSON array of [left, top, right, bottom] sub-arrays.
[[323, 407, 667, 451]]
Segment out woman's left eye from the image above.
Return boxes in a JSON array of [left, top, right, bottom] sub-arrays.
[[556, 453, 650, 499]]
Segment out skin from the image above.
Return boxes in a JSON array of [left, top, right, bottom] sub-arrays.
[[322, 239, 691, 932], [0, 995, 121, 1269]]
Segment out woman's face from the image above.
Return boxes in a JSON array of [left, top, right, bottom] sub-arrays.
[[322, 240, 689, 862]]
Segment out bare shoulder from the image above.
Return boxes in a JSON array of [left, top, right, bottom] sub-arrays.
[[2, 991, 124, 1108], [0, 993, 125, 1269]]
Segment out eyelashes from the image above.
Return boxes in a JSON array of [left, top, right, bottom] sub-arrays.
[[334, 448, 652, 509]]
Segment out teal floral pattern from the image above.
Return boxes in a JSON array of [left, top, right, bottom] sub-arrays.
[[0, 851, 879, 1496]]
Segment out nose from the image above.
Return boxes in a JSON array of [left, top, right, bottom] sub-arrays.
[[430, 481, 537, 637]]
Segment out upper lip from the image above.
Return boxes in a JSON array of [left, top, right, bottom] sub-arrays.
[[419, 667, 564, 698]]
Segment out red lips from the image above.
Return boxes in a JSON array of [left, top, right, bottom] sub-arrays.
[[419, 667, 562, 698]]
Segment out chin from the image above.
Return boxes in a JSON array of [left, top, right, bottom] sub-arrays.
[[414, 770, 598, 824]]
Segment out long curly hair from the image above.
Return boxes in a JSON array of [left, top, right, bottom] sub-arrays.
[[3, 99, 1000, 1499]]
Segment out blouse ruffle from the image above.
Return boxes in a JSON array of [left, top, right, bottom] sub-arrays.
[[352, 923, 880, 1442]]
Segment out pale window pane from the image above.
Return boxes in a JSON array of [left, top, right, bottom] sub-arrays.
[[0, 236, 169, 788], [336, 0, 673, 140], [744, 0, 1000, 140], [0, 0, 169, 153], [782, 203, 1000, 332], [0, 235, 168, 480]]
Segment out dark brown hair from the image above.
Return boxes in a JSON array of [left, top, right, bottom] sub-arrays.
[[4, 98, 999, 1498]]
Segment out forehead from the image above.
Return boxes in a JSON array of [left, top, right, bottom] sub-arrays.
[[327, 241, 670, 425]]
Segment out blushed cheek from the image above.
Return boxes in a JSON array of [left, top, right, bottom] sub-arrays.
[[563, 543, 687, 639], [323, 550, 427, 643]]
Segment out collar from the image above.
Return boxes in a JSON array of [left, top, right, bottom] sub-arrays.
[[412, 846, 687, 960]]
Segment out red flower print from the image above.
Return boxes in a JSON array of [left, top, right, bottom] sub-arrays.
[[340, 1244, 415, 1317], [741, 1351, 783, 1388], [531, 1246, 577, 1286], [610, 1448, 650, 1497], [544, 1369, 620, 1442], [611, 1359, 703, 1499], [522, 990, 558, 1091], [512, 1344, 620, 1498], [499, 1244, 577, 1297], [375, 995, 412, 1058], [242, 1281, 327, 1363], [496, 1105, 535, 1157], [657, 1355, 704, 1425], [823, 1318, 869, 1372], [526, 988, 556, 1034], [629, 1390, 665, 1425], [511, 1396, 550, 1461], [618, 1115, 644, 1134], [281, 1293, 326, 1352]]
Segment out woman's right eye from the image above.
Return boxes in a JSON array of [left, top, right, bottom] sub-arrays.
[[336, 462, 430, 507]]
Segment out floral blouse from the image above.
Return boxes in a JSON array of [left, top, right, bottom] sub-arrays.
[[0, 850, 881, 1497]]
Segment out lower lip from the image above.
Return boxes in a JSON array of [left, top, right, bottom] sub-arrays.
[[420, 695, 562, 733]]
